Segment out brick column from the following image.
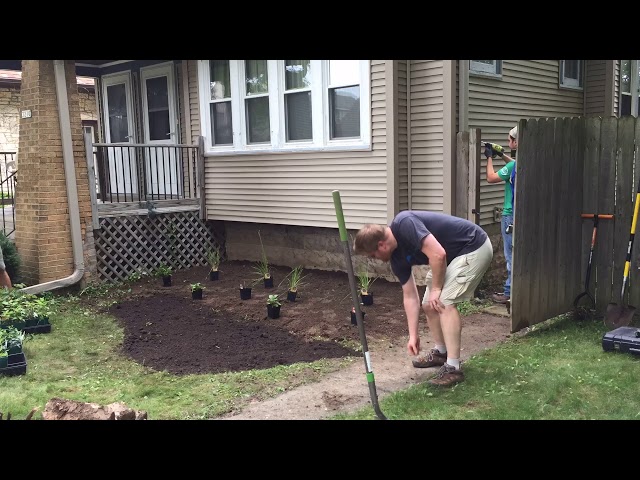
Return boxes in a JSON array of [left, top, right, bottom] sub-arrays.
[[15, 60, 96, 287]]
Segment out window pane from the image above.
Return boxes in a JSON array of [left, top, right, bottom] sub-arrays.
[[245, 60, 268, 95], [622, 60, 631, 94], [565, 60, 579, 80], [246, 97, 270, 143], [285, 91, 312, 141], [621, 93, 631, 116], [210, 102, 233, 145], [210, 60, 231, 100], [329, 60, 359, 86], [330, 86, 360, 139], [106, 83, 129, 143], [146, 76, 170, 141], [285, 60, 311, 90]]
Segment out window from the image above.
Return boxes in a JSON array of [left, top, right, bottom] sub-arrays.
[[198, 60, 371, 153], [470, 60, 502, 76], [559, 60, 583, 90]]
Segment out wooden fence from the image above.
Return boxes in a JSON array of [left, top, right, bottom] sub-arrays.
[[512, 116, 640, 332]]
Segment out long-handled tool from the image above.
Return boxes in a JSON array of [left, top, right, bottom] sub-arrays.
[[573, 213, 613, 310], [332, 190, 387, 420], [605, 176, 640, 328]]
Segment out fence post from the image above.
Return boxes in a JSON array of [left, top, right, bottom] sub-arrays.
[[468, 128, 481, 224], [455, 131, 470, 219], [84, 130, 100, 230]]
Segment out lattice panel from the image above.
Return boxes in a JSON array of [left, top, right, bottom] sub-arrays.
[[94, 211, 223, 283]]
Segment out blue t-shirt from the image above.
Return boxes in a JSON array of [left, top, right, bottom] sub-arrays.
[[389, 211, 488, 285]]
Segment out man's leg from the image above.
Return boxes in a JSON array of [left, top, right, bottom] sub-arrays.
[[429, 238, 493, 386], [492, 215, 512, 303], [412, 271, 447, 368], [503, 214, 513, 298]]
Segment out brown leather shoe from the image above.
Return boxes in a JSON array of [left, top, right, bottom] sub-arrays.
[[428, 364, 464, 386], [491, 293, 510, 304], [412, 348, 446, 368]]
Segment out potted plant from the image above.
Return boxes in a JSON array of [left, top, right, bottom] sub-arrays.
[[239, 282, 252, 300], [350, 306, 366, 326], [279, 265, 309, 302], [2, 326, 25, 355], [267, 294, 282, 319], [206, 245, 222, 281], [190, 282, 204, 300], [357, 267, 377, 306], [254, 230, 273, 288], [156, 264, 173, 287]]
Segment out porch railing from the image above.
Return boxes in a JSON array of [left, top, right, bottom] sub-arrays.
[[91, 143, 200, 203], [0, 152, 16, 238]]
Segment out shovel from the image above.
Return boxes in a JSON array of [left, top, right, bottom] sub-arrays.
[[605, 178, 640, 328]]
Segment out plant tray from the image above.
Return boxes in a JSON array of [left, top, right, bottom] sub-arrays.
[[0, 352, 27, 377], [23, 323, 52, 334]]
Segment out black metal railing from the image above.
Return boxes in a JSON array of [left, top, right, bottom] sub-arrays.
[[0, 152, 16, 238], [92, 144, 199, 203]]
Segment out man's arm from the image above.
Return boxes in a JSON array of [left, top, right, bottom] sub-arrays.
[[420, 233, 447, 313], [486, 155, 503, 184], [401, 274, 422, 355]]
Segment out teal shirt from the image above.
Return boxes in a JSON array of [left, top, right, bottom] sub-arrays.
[[497, 161, 516, 216]]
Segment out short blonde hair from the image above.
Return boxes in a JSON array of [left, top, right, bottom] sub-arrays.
[[354, 224, 386, 255]]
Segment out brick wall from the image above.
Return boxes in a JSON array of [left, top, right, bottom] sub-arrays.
[[14, 60, 97, 287], [0, 81, 96, 156]]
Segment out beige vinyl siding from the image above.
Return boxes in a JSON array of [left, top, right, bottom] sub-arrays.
[[469, 60, 584, 226], [585, 60, 606, 115], [200, 60, 388, 230], [398, 60, 409, 211], [187, 60, 201, 143], [408, 60, 444, 212]]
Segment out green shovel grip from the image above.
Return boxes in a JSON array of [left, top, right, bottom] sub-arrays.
[[332, 190, 348, 242]]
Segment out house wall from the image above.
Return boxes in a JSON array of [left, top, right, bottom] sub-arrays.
[[187, 60, 400, 279], [614, 60, 620, 116], [406, 61, 446, 213], [585, 60, 607, 115], [0, 82, 96, 155], [468, 60, 584, 228]]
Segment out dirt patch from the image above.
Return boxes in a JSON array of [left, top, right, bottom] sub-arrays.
[[100, 260, 514, 419]]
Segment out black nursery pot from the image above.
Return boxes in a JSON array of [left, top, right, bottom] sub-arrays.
[[267, 304, 281, 319], [240, 287, 252, 300], [192, 289, 203, 300], [209, 270, 219, 281], [162, 275, 172, 287], [287, 290, 297, 302], [361, 292, 373, 306], [264, 276, 274, 288], [351, 310, 366, 326]]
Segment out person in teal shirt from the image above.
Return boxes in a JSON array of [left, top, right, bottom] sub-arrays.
[[485, 126, 517, 304]]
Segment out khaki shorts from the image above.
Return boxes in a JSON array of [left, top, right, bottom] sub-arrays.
[[422, 237, 493, 306]]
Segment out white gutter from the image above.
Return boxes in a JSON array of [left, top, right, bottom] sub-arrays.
[[22, 60, 85, 294]]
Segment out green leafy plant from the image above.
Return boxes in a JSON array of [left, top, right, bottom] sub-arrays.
[[155, 264, 173, 277], [0, 230, 21, 283], [357, 265, 377, 295], [206, 245, 222, 272], [190, 282, 204, 292], [266, 294, 282, 307], [279, 266, 309, 293], [253, 230, 271, 280]]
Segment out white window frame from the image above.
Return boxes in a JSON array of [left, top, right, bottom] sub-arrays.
[[469, 60, 502, 78], [198, 60, 371, 155], [559, 60, 583, 90]]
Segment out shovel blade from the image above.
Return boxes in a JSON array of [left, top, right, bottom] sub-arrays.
[[605, 303, 636, 329]]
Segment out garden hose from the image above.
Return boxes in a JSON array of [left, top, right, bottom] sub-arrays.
[[332, 190, 387, 420]]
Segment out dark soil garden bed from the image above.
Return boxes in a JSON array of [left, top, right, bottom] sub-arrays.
[[105, 260, 507, 377]]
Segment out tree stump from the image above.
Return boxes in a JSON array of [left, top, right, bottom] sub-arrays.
[[42, 397, 148, 420]]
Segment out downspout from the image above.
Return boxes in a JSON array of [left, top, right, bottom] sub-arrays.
[[407, 60, 412, 209], [22, 60, 85, 294]]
